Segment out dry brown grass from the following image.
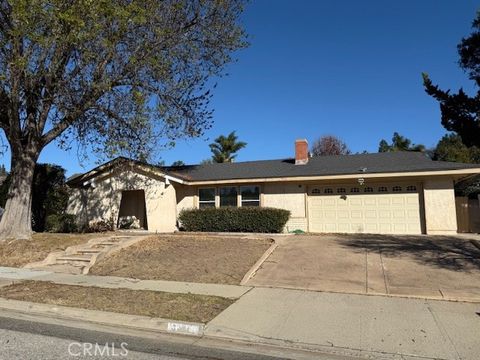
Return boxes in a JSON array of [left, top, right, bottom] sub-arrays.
[[0, 280, 233, 323], [0, 233, 110, 267], [91, 235, 272, 285]]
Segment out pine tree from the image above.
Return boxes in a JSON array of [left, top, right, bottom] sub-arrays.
[[423, 12, 480, 148]]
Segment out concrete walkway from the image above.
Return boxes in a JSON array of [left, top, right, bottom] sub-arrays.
[[0, 267, 250, 299], [206, 286, 480, 360]]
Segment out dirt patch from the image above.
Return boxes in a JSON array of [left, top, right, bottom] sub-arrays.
[[0, 280, 233, 323], [0, 233, 110, 267], [90, 235, 273, 285]]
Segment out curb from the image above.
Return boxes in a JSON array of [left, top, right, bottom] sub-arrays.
[[240, 239, 278, 285], [0, 298, 366, 360], [0, 298, 205, 337]]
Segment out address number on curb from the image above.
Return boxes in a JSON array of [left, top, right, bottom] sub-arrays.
[[167, 322, 201, 335]]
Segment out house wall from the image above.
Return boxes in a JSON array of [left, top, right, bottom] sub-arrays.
[[67, 169, 177, 232], [174, 183, 309, 232], [175, 185, 197, 213], [262, 183, 308, 232], [68, 171, 462, 235], [423, 177, 457, 235]]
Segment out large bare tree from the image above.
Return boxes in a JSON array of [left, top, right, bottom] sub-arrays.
[[311, 135, 350, 156], [0, 0, 247, 240]]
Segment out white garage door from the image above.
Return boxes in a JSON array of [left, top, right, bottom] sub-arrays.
[[308, 184, 422, 234]]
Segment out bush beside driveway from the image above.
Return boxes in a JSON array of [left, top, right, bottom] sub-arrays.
[[246, 234, 480, 302]]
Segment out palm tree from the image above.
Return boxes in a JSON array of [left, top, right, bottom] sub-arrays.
[[209, 131, 247, 163]]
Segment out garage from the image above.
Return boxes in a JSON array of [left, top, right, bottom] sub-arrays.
[[308, 183, 423, 234]]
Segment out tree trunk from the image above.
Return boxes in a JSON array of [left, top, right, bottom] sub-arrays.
[[0, 150, 38, 241]]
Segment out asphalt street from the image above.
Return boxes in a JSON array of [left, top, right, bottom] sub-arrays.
[[0, 315, 288, 360]]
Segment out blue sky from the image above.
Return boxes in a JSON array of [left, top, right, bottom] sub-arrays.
[[1, 0, 479, 176]]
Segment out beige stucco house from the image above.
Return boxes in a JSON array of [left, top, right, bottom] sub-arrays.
[[67, 139, 480, 235]]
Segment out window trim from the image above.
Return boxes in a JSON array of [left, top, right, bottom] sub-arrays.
[[197, 185, 262, 208], [240, 185, 261, 207], [198, 187, 216, 208]]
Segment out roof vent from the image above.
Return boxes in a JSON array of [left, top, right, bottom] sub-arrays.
[[359, 167, 367, 173]]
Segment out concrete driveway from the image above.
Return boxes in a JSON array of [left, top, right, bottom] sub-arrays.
[[246, 234, 480, 302]]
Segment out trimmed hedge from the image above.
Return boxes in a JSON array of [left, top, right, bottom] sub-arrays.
[[178, 207, 290, 233]]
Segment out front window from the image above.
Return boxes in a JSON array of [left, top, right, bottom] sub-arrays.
[[220, 187, 238, 207], [199, 188, 216, 208], [241, 186, 260, 207]]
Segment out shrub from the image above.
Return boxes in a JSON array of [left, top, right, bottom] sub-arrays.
[[45, 213, 78, 233], [178, 207, 290, 233], [87, 218, 115, 233], [118, 215, 141, 229]]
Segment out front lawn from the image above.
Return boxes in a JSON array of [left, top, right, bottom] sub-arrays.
[[0, 233, 107, 267], [0, 280, 233, 323], [90, 235, 272, 285]]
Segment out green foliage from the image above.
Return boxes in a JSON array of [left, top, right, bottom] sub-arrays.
[[32, 164, 69, 232], [0, 174, 10, 207], [171, 160, 185, 166], [423, 12, 480, 148], [179, 207, 291, 233], [209, 131, 247, 163], [45, 214, 77, 233], [0, 163, 69, 232], [378, 132, 425, 153], [200, 158, 214, 165], [290, 229, 306, 234], [0, 0, 248, 160], [433, 134, 480, 163]]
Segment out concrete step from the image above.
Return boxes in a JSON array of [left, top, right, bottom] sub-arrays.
[[35, 264, 83, 275], [76, 249, 102, 254], [98, 241, 120, 246], [56, 255, 92, 262]]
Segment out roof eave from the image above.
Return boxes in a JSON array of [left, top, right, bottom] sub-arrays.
[[183, 168, 480, 185], [67, 157, 186, 187]]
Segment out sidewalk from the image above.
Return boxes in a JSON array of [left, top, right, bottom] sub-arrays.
[[206, 287, 480, 360], [1, 266, 479, 359], [0, 266, 250, 299]]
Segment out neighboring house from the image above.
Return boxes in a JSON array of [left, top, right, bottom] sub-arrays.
[[66, 139, 480, 235]]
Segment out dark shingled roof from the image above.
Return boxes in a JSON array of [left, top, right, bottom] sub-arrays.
[[164, 152, 480, 182], [66, 152, 480, 186]]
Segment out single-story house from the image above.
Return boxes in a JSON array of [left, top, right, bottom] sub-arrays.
[[66, 139, 480, 235]]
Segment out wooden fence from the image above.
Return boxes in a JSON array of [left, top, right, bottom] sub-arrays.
[[456, 196, 480, 233]]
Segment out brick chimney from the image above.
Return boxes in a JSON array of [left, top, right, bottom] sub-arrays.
[[295, 139, 309, 165]]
